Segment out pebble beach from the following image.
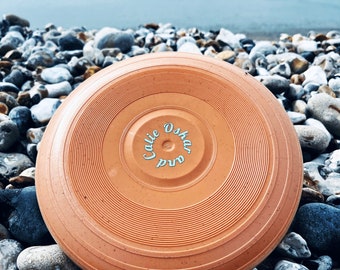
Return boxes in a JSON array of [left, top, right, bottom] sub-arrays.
[[0, 13, 340, 269]]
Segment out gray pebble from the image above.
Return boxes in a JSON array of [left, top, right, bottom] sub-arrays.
[[176, 36, 196, 50], [274, 260, 309, 270], [30, 98, 61, 126], [1, 30, 25, 48], [294, 125, 330, 153], [45, 81, 73, 98], [0, 82, 20, 93], [0, 120, 20, 152], [0, 152, 34, 184], [276, 232, 311, 259], [306, 93, 340, 137], [94, 27, 134, 53], [26, 49, 55, 69], [293, 203, 340, 256], [3, 69, 27, 88], [297, 40, 318, 53], [329, 77, 340, 97], [0, 239, 23, 270], [0, 186, 53, 245], [256, 74, 290, 94], [17, 244, 80, 270], [269, 62, 291, 78], [249, 40, 277, 60], [302, 66, 327, 86], [324, 149, 340, 172], [177, 42, 202, 54], [8, 106, 33, 134], [287, 111, 306, 124], [41, 66, 73, 84]]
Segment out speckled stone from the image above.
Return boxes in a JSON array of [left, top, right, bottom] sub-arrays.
[[0, 239, 23, 270], [294, 203, 340, 256], [294, 125, 331, 153], [17, 244, 80, 270], [306, 93, 340, 137]]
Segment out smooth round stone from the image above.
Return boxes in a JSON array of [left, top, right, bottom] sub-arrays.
[[0, 239, 23, 270], [1, 31, 25, 48], [30, 98, 61, 126], [0, 152, 34, 183], [276, 232, 311, 259], [287, 111, 306, 124], [302, 66, 327, 86], [0, 120, 20, 152], [17, 244, 80, 270], [0, 82, 20, 93], [256, 75, 290, 95], [274, 260, 308, 270], [306, 93, 340, 137], [4, 14, 30, 27], [293, 203, 340, 255], [151, 43, 173, 53], [301, 187, 324, 204], [3, 69, 27, 88], [294, 125, 331, 153], [297, 40, 318, 53], [45, 81, 73, 98], [8, 106, 33, 134], [41, 66, 73, 84], [215, 50, 236, 63], [290, 57, 309, 74], [177, 42, 202, 54], [0, 223, 11, 240], [176, 36, 196, 50], [94, 27, 134, 53], [26, 50, 55, 69], [0, 186, 53, 245], [305, 118, 332, 142], [58, 33, 84, 51], [326, 194, 340, 208], [249, 41, 277, 60]]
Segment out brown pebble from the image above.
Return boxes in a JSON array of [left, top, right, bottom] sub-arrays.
[[83, 66, 101, 80], [9, 175, 35, 188], [290, 58, 309, 74], [301, 187, 324, 204], [318, 84, 336, 97], [0, 102, 8, 114], [215, 50, 236, 63], [144, 23, 159, 30], [290, 74, 305, 85]]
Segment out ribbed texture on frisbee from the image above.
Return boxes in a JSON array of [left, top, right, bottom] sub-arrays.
[[36, 53, 302, 270]]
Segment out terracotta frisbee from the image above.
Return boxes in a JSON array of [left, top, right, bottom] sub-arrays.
[[36, 52, 303, 269]]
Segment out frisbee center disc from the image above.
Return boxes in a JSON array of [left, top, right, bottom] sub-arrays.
[[122, 108, 215, 190]]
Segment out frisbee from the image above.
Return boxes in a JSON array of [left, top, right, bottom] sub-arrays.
[[36, 52, 303, 269]]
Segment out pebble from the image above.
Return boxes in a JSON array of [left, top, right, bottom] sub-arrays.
[[0, 119, 20, 151], [302, 65, 328, 86], [17, 244, 80, 270], [306, 93, 340, 137], [94, 27, 134, 53], [41, 66, 73, 84], [274, 260, 308, 270], [256, 75, 290, 94], [0, 186, 53, 245], [9, 167, 35, 188], [293, 203, 340, 256], [305, 255, 333, 270], [0, 239, 23, 270], [294, 125, 331, 153], [0, 152, 33, 185], [276, 232, 311, 259], [58, 33, 84, 51], [8, 106, 33, 134], [30, 97, 61, 126]]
